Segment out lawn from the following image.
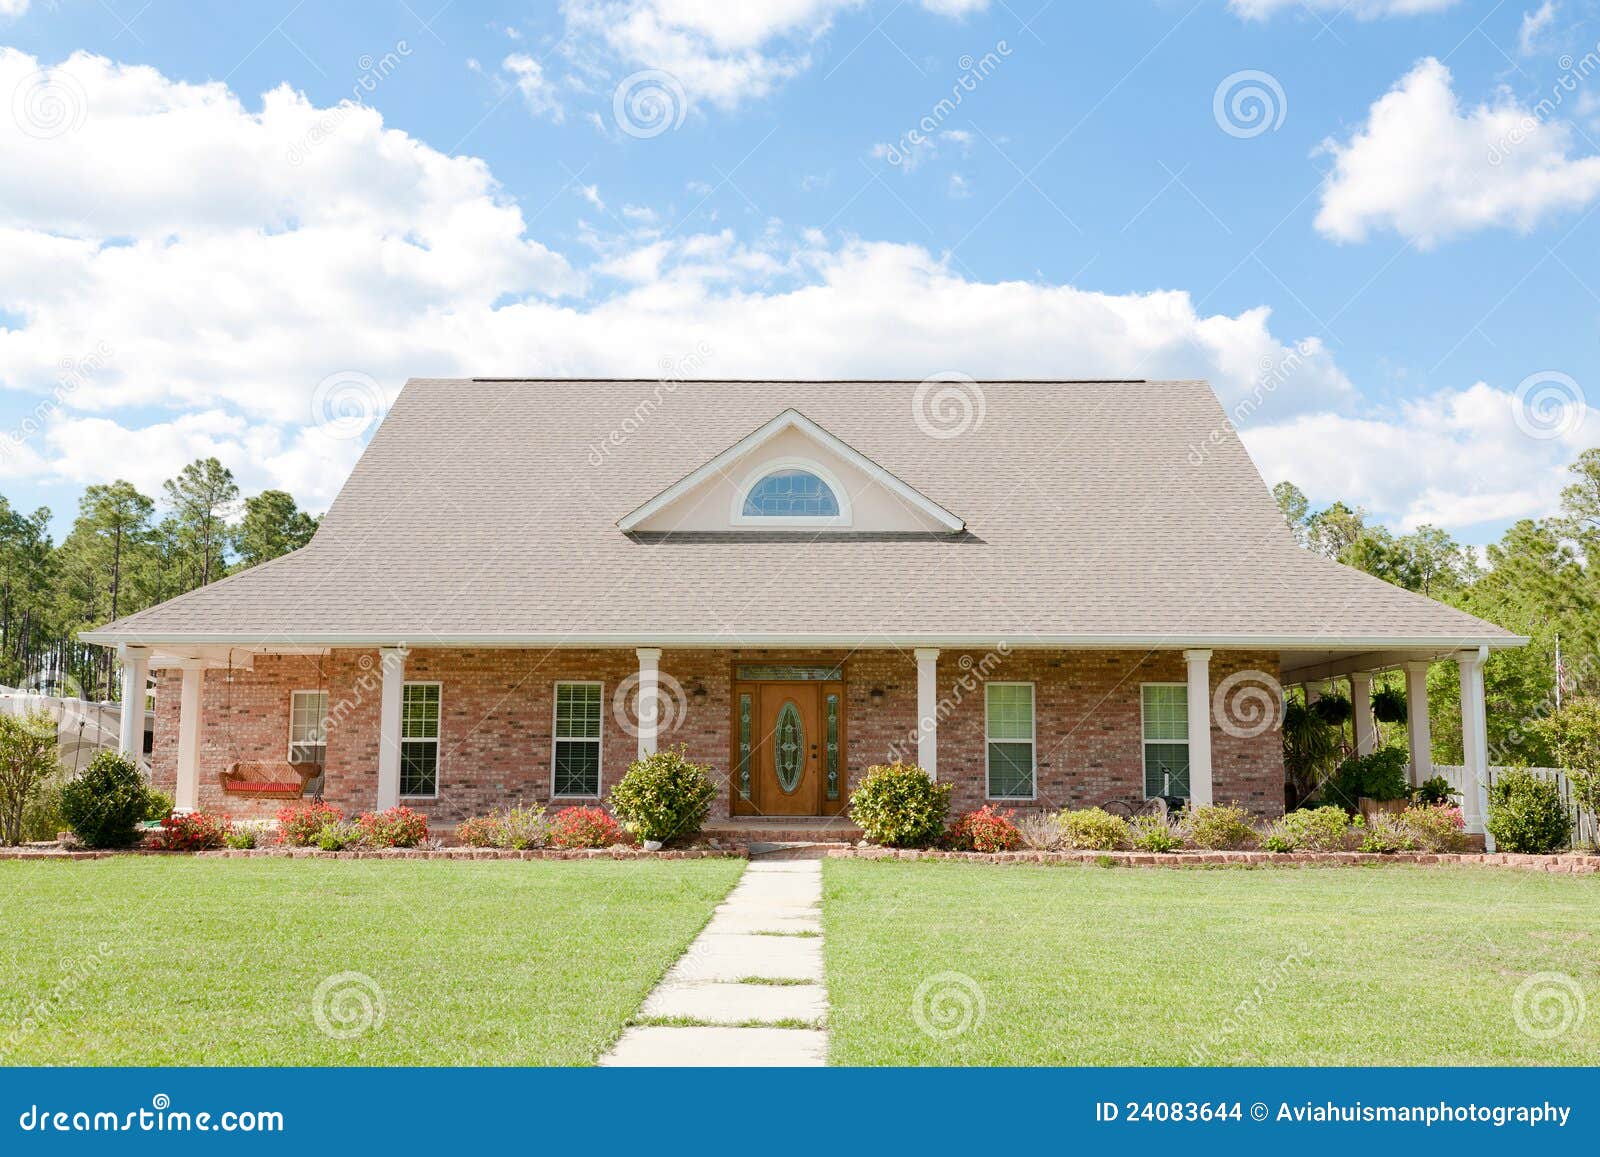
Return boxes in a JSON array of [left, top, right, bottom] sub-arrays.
[[822, 860, 1600, 1066], [0, 857, 744, 1065]]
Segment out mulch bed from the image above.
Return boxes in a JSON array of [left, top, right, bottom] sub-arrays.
[[827, 847, 1600, 873]]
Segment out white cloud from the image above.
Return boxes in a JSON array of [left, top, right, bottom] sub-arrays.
[[1518, 1, 1557, 56], [0, 0, 28, 17], [502, 52, 564, 120], [1230, 0, 1456, 17], [1314, 57, 1600, 246]]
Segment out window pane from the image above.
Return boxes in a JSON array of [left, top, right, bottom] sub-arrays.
[[986, 684, 1033, 741], [290, 691, 327, 743], [988, 742, 1034, 798], [400, 740, 437, 796], [555, 683, 601, 739], [402, 683, 440, 739], [742, 469, 840, 517], [554, 740, 599, 796], [1144, 743, 1190, 798], [1142, 685, 1188, 742]]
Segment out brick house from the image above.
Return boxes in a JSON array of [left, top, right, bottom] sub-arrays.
[[83, 379, 1522, 834]]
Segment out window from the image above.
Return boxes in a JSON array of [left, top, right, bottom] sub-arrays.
[[400, 682, 441, 797], [1141, 684, 1190, 799], [742, 469, 840, 517], [986, 683, 1035, 799], [553, 682, 602, 797], [288, 690, 328, 764]]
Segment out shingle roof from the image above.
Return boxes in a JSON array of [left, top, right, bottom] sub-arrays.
[[83, 379, 1520, 649]]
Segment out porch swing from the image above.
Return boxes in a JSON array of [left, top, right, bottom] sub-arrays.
[[218, 650, 326, 800]]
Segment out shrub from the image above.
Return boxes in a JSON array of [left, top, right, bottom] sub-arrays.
[[0, 712, 60, 846], [456, 813, 503, 848], [1058, 807, 1130, 851], [1359, 814, 1420, 854], [945, 805, 1022, 853], [456, 803, 548, 849], [1181, 803, 1258, 850], [1014, 811, 1062, 851], [315, 820, 360, 851], [224, 825, 261, 850], [548, 806, 627, 849], [59, 751, 156, 849], [1321, 747, 1410, 809], [355, 805, 428, 848], [1487, 769, 1571, 854], [1393, 802, 1467, 852], [1259, 826, 1296, 853], [608, 746, 718, 843], [1130, 813, 1181, 853], [144, 789, 175, 822], [277, 800, 343, 847], [1412, 775, 1459, 807], [1278, 806, 1357, 851], [848, 762, 950, 848], [21, 780, 65, 843], [158, 811, 231, 851]]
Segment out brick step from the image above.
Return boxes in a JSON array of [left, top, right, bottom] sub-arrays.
[[705, 823, 863, 845], [748, 841, 856, 860]]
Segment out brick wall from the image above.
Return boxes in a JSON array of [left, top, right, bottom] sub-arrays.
[[153, 646, 1285, 826]]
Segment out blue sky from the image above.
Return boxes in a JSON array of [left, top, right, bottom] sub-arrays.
[[1, 0, 1598, 544]]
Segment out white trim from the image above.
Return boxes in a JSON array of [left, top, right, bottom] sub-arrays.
[[729, 456, 854, 528], [1140, 681, 1190, 801], [984, 680, 1036, 801], [914, 648, 939, 780], [286, 688, 329, 764], [615, 407, 965, 533], [398, 679, 442, 800], [551, 680, 604, 800]]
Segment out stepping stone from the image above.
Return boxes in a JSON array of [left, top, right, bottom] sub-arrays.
[[602, 1026, 827, 1067], [640, 981, 827, 1024], [702, 910, 822, 936], [665, 933, 823, 983]]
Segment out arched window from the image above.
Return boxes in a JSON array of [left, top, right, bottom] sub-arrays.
[[741, 469, 841, 517]]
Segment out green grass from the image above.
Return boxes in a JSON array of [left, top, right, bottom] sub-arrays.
[[0, 857, 744, 1065], [822, 860, 1600, 1066]]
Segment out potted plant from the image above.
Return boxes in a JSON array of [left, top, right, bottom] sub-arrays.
[[1370, 685, 1406, 725]]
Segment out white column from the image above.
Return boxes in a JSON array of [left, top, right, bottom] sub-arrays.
[[1404, 661, 1433, 787], [1457, 648, 1491, 844], [117, 645, 150, 759], [1350, 671, 1376, 757], [914, 648, 939, 779], [175, 660, 203, 813], [636, 648, 662, 759], [376, 646, 406, 810], [1184, 649, 1214, 807]]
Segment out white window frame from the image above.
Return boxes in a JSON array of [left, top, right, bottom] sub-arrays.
[[729, 456, 854, 528], [287, 689, 328, 765], [984, 681, 1037, 801], [1140, 682, 1190, 801], [551, 680, 604, 799], [399, 680, 442, 800]]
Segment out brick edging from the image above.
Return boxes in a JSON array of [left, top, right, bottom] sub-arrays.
[[0, 846, 749, 861], [825, 847, 1600, 873]]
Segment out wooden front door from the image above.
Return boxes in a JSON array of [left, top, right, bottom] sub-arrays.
[[732, 675, 847, 816]]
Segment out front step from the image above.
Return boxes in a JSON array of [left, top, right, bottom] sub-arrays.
[[748, 841, 854, 860], [705, 821, 863, 845]]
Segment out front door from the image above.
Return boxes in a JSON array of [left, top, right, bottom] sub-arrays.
[[731, 673, 847, 816]]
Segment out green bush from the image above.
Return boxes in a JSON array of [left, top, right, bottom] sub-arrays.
[[849, 762, 950, 848], [1278, 806, 1357, 851], [144, 789, 175, 822], [21, 780, 65, 843], [608, 746, 718, 843], [1359, 815, 1420, 854], [1321, 747, 1410, 809], [1130, 814, 1181, 853], [59, 751, 156, 849], [0, 712, 60, 846], [1058, 807, 1130, 851], [1486, 769, 1571, 854], [315, 820, 360, 851], [1394, 802, 1468, 852], [1182, 803, 1258, 850], [1259, 826, 1295, 853], [1412, 775, 1458, 806]]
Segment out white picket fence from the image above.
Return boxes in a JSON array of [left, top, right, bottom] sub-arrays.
[[0, 690, 149, 775], [1435, 765, 1596, 848]]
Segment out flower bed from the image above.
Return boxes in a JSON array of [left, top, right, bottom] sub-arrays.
[[822, 846, 1600, 873]]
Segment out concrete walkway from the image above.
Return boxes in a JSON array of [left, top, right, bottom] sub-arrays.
[[601, 860, 828, 1066]]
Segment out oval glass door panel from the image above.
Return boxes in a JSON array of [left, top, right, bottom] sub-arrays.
[[774, 701, 804, 793]]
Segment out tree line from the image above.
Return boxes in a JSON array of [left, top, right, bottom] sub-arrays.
[[0, 458, 318, 700], [1274, 449, 1600, 768]]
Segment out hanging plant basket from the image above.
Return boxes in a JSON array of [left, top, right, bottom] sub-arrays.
[[1370, 686, 1407, 725], [1310, 694, 1353, 727]]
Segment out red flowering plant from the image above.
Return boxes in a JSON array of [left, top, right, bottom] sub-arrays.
[[456, 814, 504, 848], [157, 810, 232, 851], [355, 806, 429, 848], [548, 806, 628, 849], [944, 805, 1023, 853], [276, 800, 343, 847]]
